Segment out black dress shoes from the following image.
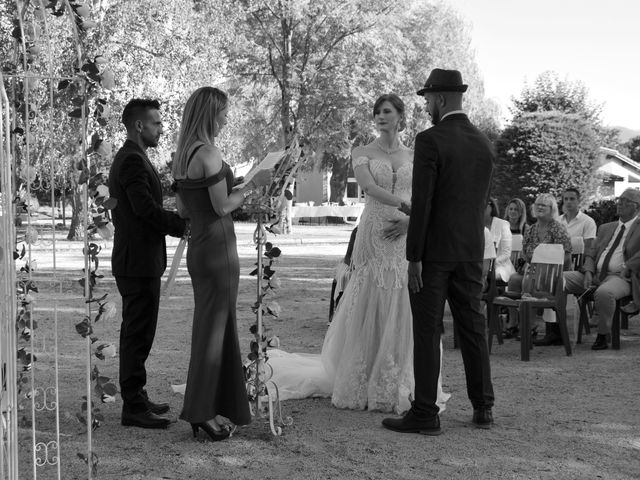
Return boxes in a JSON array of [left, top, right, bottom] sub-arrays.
[[121, 410, 171, 429], [591, 334, 609, 351], [620, 301, 639, 315], [144, 398, 170, 415], [533, 323, 562, 346], [532, 333, 563, 346], [142, 391, 170, 415], [472, 407, 493, 429], [382, 410, 442, 436], [191, 422, 231, 442]]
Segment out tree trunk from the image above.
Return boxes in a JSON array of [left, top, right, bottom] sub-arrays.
[[66, 184, 85, 240], [329, 155, 350, 204], [280, 15, 293, 146]]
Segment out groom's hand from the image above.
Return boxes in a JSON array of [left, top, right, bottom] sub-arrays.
[[408, 261, 423, 293], [398, 201, 411, 216]]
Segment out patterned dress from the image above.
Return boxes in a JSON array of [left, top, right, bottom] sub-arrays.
[[523, 219, 572, 268]]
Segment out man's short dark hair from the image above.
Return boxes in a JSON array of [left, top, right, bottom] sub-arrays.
[[563, 187, 581, 198], [487, 197, 500, 218], [121, 99, 161, 129]]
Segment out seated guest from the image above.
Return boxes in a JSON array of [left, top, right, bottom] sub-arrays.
[[508, 193, 572, 292], [564, 188, 640, 350], [504, 197, 530, 236], [507, 193, 572, 344], [559, 187, 597, 252], [485, 197, 514, 282], [482, 226, 497, 291]]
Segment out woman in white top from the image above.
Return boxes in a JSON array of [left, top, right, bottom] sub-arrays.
[[484, 198, 514, 282]]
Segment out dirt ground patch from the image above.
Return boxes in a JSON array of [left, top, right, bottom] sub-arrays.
[[14, 224, 640, 479]]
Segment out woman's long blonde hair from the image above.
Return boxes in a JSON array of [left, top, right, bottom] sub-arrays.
[[505, 197, 528, 232], [172, 87, 228, 179]]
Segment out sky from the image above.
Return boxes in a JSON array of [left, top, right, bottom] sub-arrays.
[[444, 0, 640, 130]]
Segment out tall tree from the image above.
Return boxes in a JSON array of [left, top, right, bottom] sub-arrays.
[[623, 136, 640, 163], [318, 0, 502, 200], [224, 0, 394, 148], [495, 70, 615, 206], [510, 70, 603, 122], [494, 111, 602, 205], [96, 0, 236, 166]]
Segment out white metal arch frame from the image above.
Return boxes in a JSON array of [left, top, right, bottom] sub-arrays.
[[1, 1, 115, 479]]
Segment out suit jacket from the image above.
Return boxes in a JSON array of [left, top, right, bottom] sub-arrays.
[[582, 218, 640, 275], [109, 139, 185, 278], [406, 113, 494, 263]]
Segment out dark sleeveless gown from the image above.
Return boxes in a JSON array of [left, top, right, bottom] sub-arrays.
[[176, 155, 251, 426]]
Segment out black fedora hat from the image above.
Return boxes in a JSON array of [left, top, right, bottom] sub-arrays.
[[417, 68, 468, 95]]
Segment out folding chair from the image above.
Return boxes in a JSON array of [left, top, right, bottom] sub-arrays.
[[493, 244, 572, 361]]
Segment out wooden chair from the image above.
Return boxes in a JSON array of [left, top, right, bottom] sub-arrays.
[[453, 240, 499, 350], [484, 257, 504, 352], [493, 244, 572, 361], [612, 298, 632, 349], [510, 234, 523, 267], [496, 233, 524, 336], [577, 292, 632, 349]]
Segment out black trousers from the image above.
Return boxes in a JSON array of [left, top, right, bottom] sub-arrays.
[[409, 261, 494, 418], [115, 276, 161, 413]]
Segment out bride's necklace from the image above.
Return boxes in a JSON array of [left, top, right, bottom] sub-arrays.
[[376, 138, 403, 155]]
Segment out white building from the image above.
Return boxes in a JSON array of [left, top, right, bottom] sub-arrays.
[[597, 147, 640, 197]]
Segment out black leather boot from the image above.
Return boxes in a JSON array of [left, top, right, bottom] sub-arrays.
[[533, 322, 563, 346]]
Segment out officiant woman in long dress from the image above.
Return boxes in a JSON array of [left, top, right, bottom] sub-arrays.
[[172, 87, 271, 441]]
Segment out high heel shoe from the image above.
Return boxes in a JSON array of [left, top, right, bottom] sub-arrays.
[[190, 422, 231, 442]]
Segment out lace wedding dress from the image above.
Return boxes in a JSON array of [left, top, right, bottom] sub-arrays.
[[269, 155, 450, 414]]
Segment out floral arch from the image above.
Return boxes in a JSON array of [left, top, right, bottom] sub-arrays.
[[1, 1, 117, 478]]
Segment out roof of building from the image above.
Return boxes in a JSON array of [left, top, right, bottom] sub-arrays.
[[600, 146, 640, 173]]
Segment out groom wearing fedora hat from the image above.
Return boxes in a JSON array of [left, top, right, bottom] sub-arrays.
[[416, 68, 468, 95], [383, 68, 495, 434]]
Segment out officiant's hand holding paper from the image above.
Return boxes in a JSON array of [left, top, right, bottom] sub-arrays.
[[237, 151, 286, 189]]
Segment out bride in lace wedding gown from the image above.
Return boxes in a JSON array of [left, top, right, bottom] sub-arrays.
[[269, 94, 449, 414]]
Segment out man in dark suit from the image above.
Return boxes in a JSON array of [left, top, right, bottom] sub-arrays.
[[109, 99, 186, 429], [564, 188, 640, 350], [383, 69, 495, 435]]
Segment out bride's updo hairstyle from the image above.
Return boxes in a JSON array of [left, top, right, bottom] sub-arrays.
[[172, 86, 228, 179], [372, 93, 406, 132]]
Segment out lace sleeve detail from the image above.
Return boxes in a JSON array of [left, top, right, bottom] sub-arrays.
[[352, 156, 370, 169]]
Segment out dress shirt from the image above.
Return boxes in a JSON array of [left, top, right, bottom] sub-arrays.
[[483, 227, 496, 259], [559, 211, 597, 239], [597, 216, 638, 275], [441, 110, 466, 121]]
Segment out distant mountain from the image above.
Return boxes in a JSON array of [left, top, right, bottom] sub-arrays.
[[613, 126, 640, 143]]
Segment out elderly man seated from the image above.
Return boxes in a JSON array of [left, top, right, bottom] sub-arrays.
[[563, 188, 640, 350]]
